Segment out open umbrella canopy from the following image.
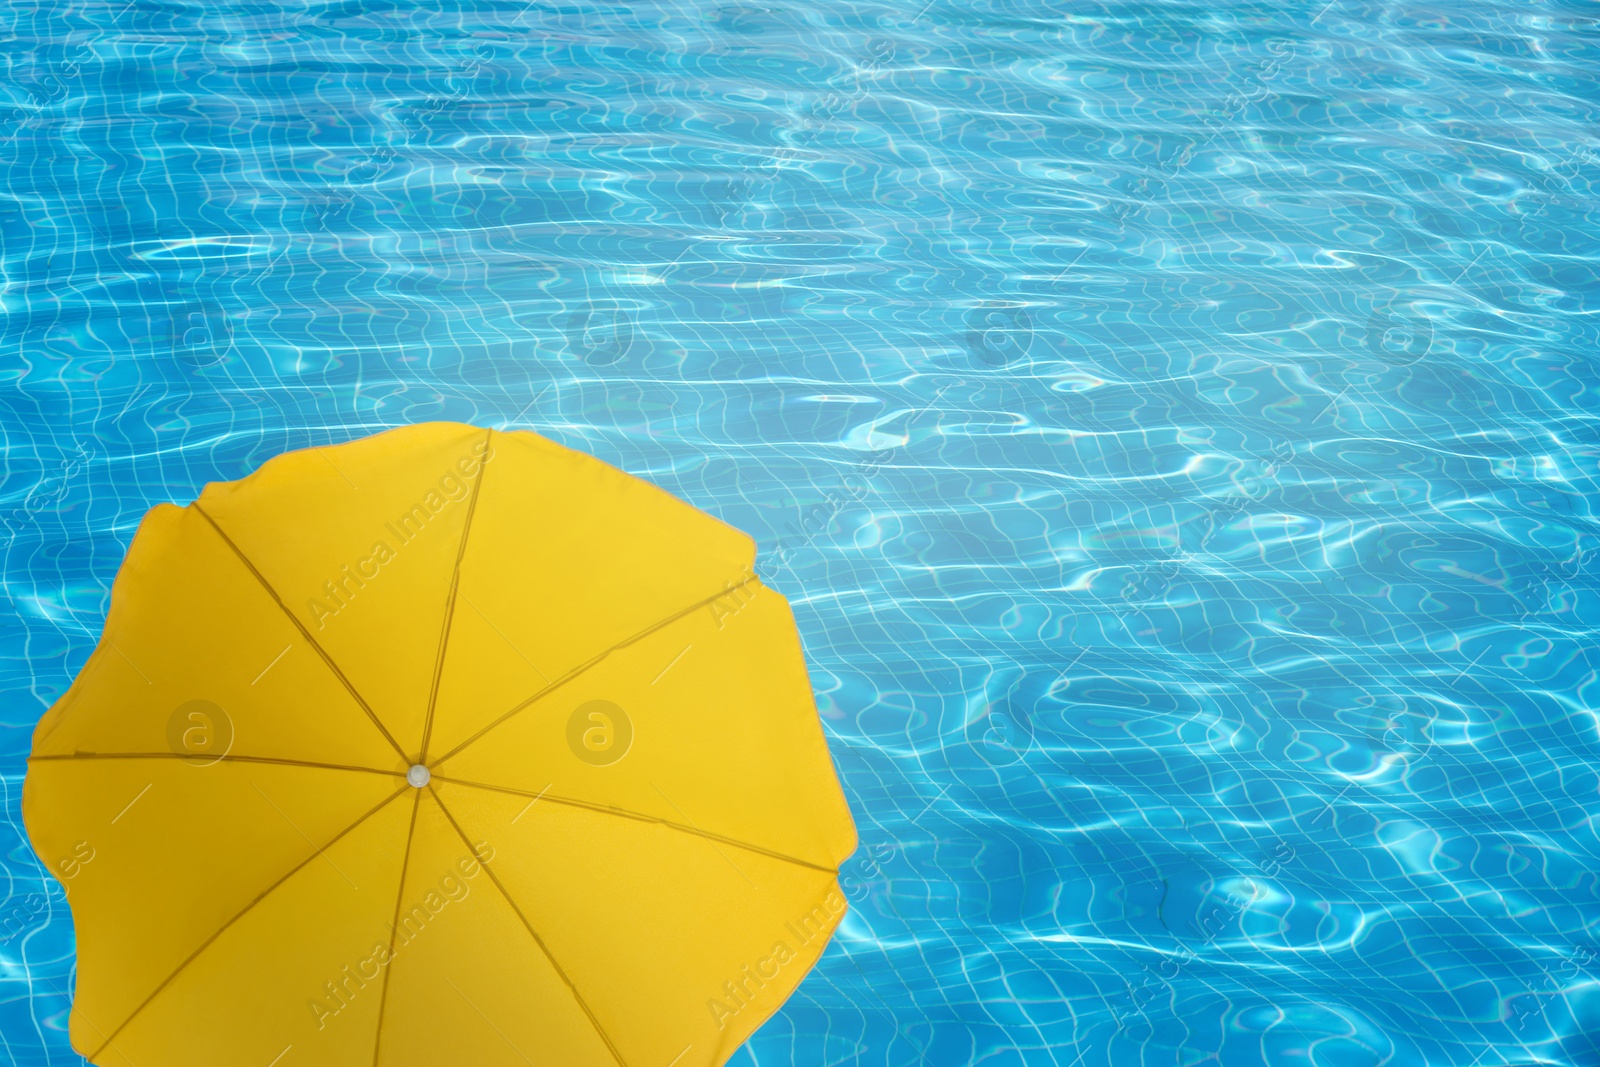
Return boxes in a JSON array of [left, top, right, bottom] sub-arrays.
[[24, 422, 857, 1067]]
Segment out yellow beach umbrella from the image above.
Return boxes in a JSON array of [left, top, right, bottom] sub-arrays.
[[23, 422, 857, 1067]]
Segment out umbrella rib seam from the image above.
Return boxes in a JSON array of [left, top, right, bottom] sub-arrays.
[[30, 752, 404, 778], [370, 789, 423, 1067], [418, 427, 492, 764], [193, 503, 412, 764], [89, 785, 411, 1059], [429, 573, 761, 767], [428, 786, 632, 1067], [433, 774, 839, 875]]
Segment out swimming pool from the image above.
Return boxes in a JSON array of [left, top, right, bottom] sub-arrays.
[[2, 0, 1598, 1063]]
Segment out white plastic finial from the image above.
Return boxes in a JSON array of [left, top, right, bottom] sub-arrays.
[[407, 764, 431, 787]]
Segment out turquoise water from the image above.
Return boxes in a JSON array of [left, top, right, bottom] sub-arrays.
[[3, 0, 1600, 1064]]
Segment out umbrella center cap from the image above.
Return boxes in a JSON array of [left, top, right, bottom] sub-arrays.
[[407, 764, 430, 788]]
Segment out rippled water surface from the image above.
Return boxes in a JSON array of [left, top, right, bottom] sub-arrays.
[[3, 0, 1600, 1063]]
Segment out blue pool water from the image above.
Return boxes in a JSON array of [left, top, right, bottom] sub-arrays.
[[2, 0, 1599, 1064]]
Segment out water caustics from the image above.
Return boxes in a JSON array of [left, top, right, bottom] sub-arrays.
[[1, 0, 1598, 1065]]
